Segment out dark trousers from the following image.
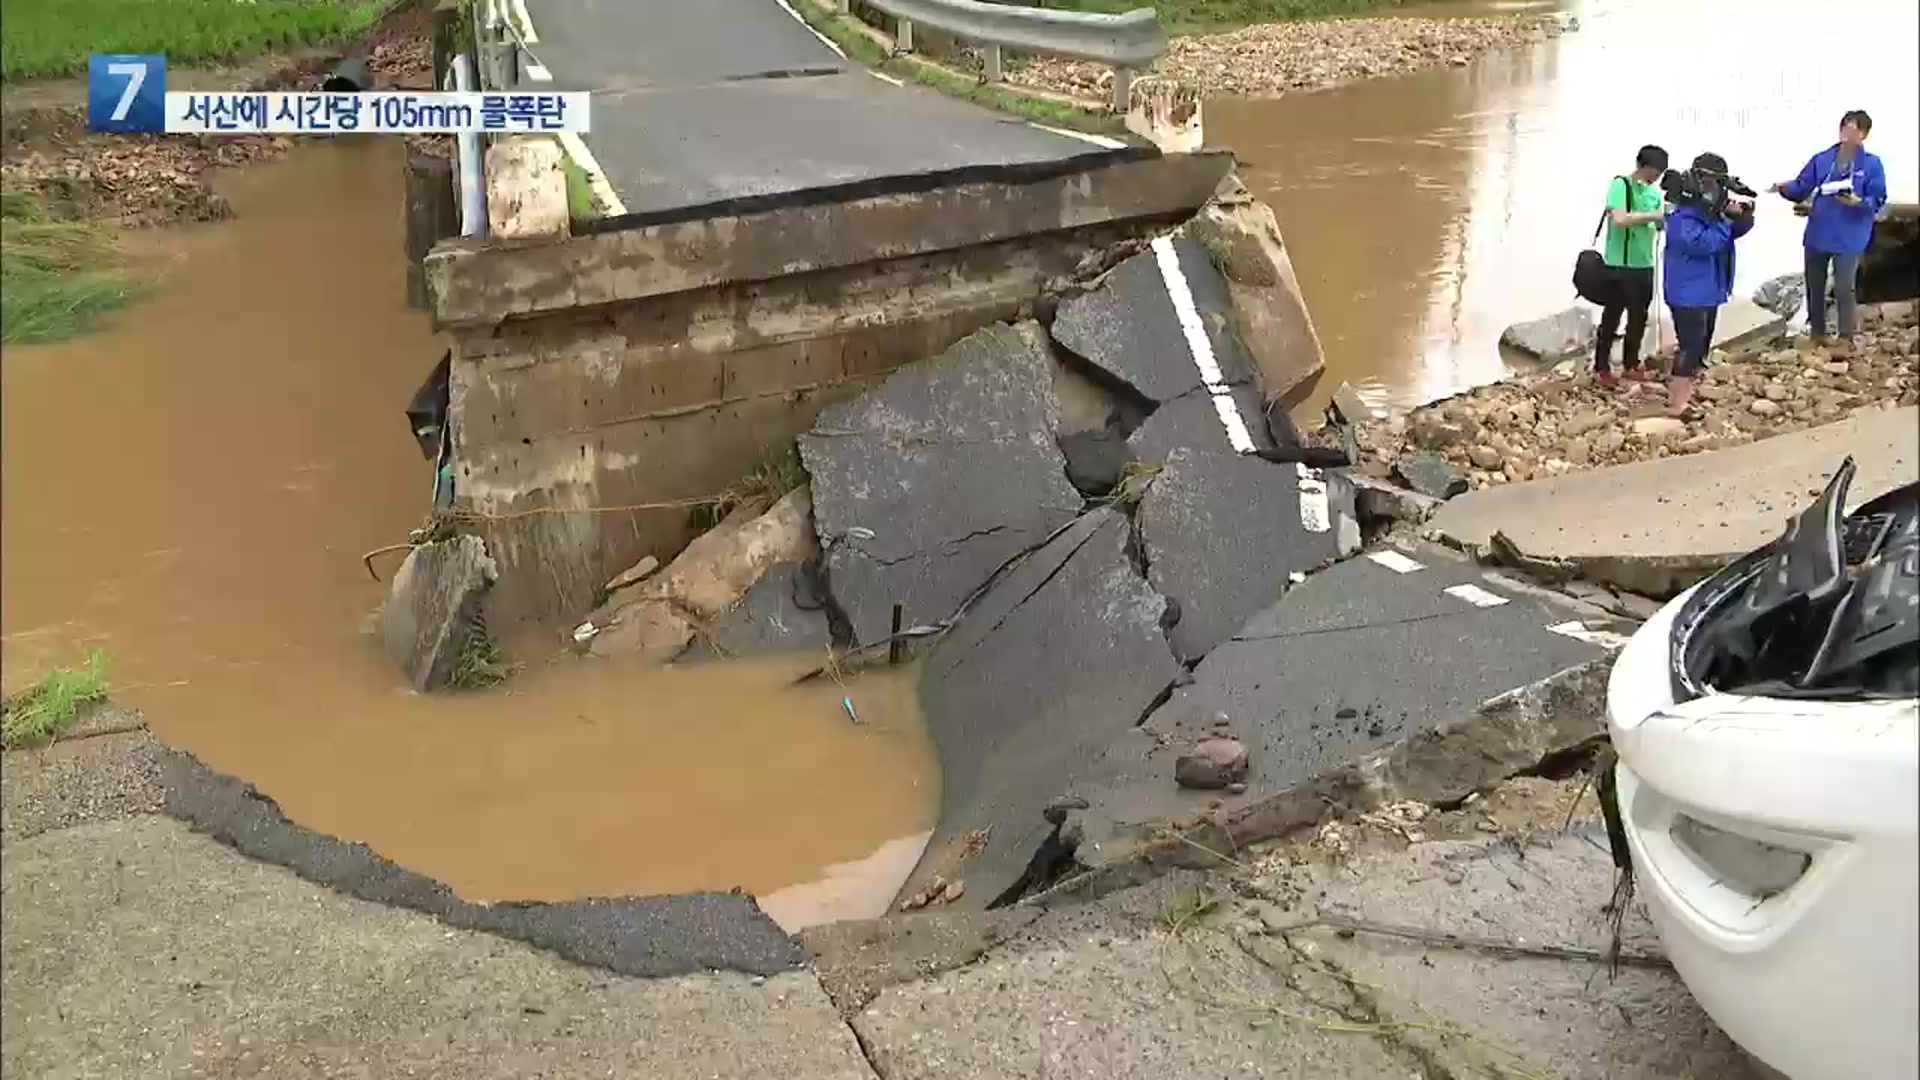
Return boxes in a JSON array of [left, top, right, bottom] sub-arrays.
[[1804, 248, 1862, 339], [1595, 266, 1655, 374], [1670, 305, 1719, 378]]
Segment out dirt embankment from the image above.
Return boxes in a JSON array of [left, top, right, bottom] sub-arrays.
[[1347, 302, 1919, 492], [1007, 13, 1572, 101], [0, 5, 432, 229]]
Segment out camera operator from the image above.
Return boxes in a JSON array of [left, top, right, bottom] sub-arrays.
[[1769, 110, 1889, 350], [1661, 153, 1757, 419]]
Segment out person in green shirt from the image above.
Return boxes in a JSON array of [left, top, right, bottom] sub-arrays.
[[1595, 145, 1669, 388]]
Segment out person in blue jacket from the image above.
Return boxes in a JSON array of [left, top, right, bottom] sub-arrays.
[[1770, 109, 1889, 348], [1663, 153, 1756, 418]]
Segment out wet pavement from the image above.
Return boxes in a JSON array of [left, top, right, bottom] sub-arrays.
[[1217, 0, 1920, 415], [523, 0, 1127, 217], [0, 138, 938, 916]]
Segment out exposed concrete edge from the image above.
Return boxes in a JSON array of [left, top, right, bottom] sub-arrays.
[[1428, 527, 1736, 601], [1020, 656, 1615, 909], [154, 746, 807, 979], [426, 150, 1235, 327]]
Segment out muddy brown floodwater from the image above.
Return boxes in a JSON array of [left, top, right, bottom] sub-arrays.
[[1218, 0, 1920, 416], [0, 138, 937, 928]]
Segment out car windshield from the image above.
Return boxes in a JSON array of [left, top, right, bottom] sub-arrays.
[[1672, 459, 1920, 701]]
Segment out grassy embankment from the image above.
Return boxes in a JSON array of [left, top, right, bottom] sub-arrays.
[[0, 0, 385, 342], [1046, 0, 1450, 35], [795, 0, 1437, 130], [1, 650, 111, 749]]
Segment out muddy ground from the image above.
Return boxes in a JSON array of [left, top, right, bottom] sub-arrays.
[[1349, 302, 1919, 493], [0, 2, 434, 228]]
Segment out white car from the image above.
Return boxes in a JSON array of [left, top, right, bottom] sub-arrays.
[[1605, 458, 1918, 1080]]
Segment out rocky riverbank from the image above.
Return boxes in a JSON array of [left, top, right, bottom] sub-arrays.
[[1346, 301, 1918, 494], [1008, 12, 1571, 101]]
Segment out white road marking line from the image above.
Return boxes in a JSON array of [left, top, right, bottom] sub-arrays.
[[771, 0, 847, 58], [524, 59, 553, 81], [557, 131, 627, 216], [1546, 621, 1632, 650], [1029, 123, 1128, 150], [867, 69, 906, 86], [1444, 583, 1510, 608], [1150, 235, 1257, 454], [1366, 550, 1426, 574], [1295, 463, 1330, 534], [511, 0, 538, 41]]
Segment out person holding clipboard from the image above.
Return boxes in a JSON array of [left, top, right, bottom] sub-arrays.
[[1771, 109, 1889, 350]]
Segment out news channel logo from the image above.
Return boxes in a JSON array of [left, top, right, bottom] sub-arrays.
[[88, 54, 166, 134], [86, 53, 591, 134]]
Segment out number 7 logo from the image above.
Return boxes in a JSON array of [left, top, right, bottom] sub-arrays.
[[88, 54, 166, 133]]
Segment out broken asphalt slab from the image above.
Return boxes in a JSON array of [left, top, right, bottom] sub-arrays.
[[1051, 236, 1286, 462], [1136, 447, 1347, 662], [1052, 543, 1620, 874], [156, 747, 806, 979], [906, 507, 1181, 909], [682, 561, 834, 661], [2, 814, 875, 1080], [799, 322, 1084, 646], [1428, 405, 1920, 596]]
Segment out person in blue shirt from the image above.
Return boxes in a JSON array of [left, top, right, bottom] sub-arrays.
[[1663, 152, 1757, 418], [1769, 109, 1890, 349]]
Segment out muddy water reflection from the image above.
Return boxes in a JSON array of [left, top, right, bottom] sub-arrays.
[[1, 139, 937, 912], [1215, 0, 1920, 414]]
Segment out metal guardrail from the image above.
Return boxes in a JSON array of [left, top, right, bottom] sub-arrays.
[[859, 0, 1168, 111]]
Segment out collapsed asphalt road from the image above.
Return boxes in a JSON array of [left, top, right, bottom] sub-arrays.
[[520, 0, 1131, 218]]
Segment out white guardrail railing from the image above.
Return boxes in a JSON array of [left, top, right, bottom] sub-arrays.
[[853, 0, 1168, 111]]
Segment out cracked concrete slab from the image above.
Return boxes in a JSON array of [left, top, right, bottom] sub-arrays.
[[907, 508, 1180, 909], [850, 871, 1417, 1079], [1126, 384, 1278, 465], [1274, 833, 1761, 1079], [799, 322, 1084, 646], [1136, 448, 1346, 662], [2, 814, 876, 1080], [1053, 544, 1613, 873], [1427, 405, 1920, 596], [160, 748, 807, 980]]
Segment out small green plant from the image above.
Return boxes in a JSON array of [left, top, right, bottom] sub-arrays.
[[559, 148, 600, 223], [0, 188, 135, 344], [2, 649, 111, 749], [447, 618, 514, 691], [1159, 883, 1221, 931]]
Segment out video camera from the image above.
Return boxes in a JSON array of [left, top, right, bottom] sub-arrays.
[[1661, 164, 1758, 219]]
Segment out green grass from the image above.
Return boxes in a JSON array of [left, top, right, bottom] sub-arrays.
[[0, 189, 137, 344], [1045, 0, 1445, 35], [2, 649, 111, 749], [559, 149, 599, 223], [796, 0, 1119, 133], [1, 0, 388, 80]]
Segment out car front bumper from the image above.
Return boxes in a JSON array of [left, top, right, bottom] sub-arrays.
[[1607, 590, 1920, 1080]]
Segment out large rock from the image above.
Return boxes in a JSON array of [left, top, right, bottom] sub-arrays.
[[906, 508, 1181, 909], [381, 534, 497, 691], [799, 322, 1083, 646], [1753, 272, 1805, 318], [579, 487, 815, 660], [1184, 173, 1327, 407], [1500, 305, 1594, 360], [1391, 450, 1468, 500], [1135, 447, 1347, 663]]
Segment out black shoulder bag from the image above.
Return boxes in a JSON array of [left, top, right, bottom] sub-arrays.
[[1572, 176, 1633, 305]]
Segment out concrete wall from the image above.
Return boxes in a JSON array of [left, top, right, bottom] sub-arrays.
[[427, 152, 1235, 629]]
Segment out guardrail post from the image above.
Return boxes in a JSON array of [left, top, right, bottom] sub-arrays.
[[983, 43, 1004, 82], [898, 18, 915, 52], [1112, 67, 1134, 112], [836, 0, 850, 10]]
